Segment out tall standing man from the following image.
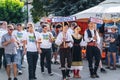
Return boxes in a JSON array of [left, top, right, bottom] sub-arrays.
[[84, 20, 101, 78]]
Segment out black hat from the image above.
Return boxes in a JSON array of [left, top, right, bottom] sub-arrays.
[[63, 22, 69, 26], [56, 24, 62, 28]]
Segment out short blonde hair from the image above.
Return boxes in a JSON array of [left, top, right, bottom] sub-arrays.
[[27, 22, 34, 28], [7, 24, 14, 29]]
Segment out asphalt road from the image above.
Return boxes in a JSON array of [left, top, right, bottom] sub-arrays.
[[0, 57, 120, 80]]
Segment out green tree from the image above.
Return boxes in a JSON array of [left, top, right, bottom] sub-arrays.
[[0, 0, 26, 23], [30, 0, 49, 23], [46, 0, 105, 16], [31, 0, 105, 22]]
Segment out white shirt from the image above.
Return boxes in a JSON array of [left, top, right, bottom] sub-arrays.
[[84, 29, 100, 44], [67, 28, 74, 35], [13, 30, 26, 47], [40, 32, 53, 49], [24, 31, 40, 52], [55, 31, 73, 48], [0, 28, 7, 47]]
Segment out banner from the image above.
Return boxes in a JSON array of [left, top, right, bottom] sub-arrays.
[[52, 16, 76, 22], [90, 17, 103, 24]]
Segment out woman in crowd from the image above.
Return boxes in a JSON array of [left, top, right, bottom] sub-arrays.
[[23, 22, 41, 80], [106, 26, 118, 70], [71, 26, 83, 78]]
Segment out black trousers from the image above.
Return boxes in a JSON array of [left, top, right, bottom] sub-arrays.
[[40, 48, 52, 73], [0, 48, 6, 68], [27, 51, 38, 79], [86, 46, 101, 75]]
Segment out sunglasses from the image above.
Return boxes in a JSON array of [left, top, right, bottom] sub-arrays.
[[9, 29, 14, 31], [26, 27, 30, 29]]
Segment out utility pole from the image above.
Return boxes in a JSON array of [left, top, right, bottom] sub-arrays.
[[26, 0, 29, 23]]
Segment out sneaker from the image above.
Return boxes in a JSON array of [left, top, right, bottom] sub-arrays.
[[41, 71, 45, 74], [22, 65, 25, 68], [34, 77, 37, 79], [110, 67, 116, 70], [105, 66, 110, 69], [49, 73, 54, 76], [13, 77, 18, 80], [8, 77, 11, 80], [18, 70, 22, 75], [100, 68, 106, 73]]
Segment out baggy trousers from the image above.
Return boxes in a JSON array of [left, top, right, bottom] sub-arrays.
[[59, 47, 72, 78], [86, 46, 101, 75]]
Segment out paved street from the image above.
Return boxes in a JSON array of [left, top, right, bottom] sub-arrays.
[[0, 57, 120, 80]]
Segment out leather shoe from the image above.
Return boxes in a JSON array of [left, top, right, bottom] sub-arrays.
[[94, 74, 99, 78], [90, 75, 96, 78]]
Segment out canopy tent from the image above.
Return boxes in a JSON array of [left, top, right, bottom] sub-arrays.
[[73, 0, 120, 22], [71, 0, 120, 34]]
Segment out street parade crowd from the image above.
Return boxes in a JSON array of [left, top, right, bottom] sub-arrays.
[[0, 20, 119, 80]]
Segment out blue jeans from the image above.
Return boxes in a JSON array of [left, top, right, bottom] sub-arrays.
[[17, 49, 23, 70], [5, 54, 17, 65], [27, 51, 38, 79]]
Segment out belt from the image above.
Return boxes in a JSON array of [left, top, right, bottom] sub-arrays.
[[87, 42, 97, 46], [73, 43, 80, 46]]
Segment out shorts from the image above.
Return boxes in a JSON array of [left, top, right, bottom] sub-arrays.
[[108, 46, 117, 53], [5, 54, 17, 65]]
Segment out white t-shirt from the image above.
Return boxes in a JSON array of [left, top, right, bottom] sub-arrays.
[[13, 30, 26, 47], [24, 31, 40, 52], [40, 32, 53, 49], [0, 28, 7, 48]]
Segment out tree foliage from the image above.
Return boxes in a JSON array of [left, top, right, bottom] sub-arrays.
[[0, 0, 26, 23], [46, 0, 105, 16], [30, 0, 46, 23], [31, 0, 105, 22]]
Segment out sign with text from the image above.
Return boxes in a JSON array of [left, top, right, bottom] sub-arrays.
[[90, 17, 103, 24], [52, 16, 76, 22]]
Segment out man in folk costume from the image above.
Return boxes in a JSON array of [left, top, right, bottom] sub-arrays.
[[84, 20, 101, 78], [55, 22, 73, 80]]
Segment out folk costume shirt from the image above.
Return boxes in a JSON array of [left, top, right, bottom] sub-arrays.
[[84, 29, 100, 45], [55, 31, 73, 48]]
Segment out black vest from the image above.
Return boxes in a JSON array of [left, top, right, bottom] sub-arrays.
[[87, 29, 96, 38]]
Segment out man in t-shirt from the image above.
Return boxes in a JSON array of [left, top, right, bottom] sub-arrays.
[[39, 24, 54, 76], [2, 25, 18, 80], [13, 23, 26, 75]]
